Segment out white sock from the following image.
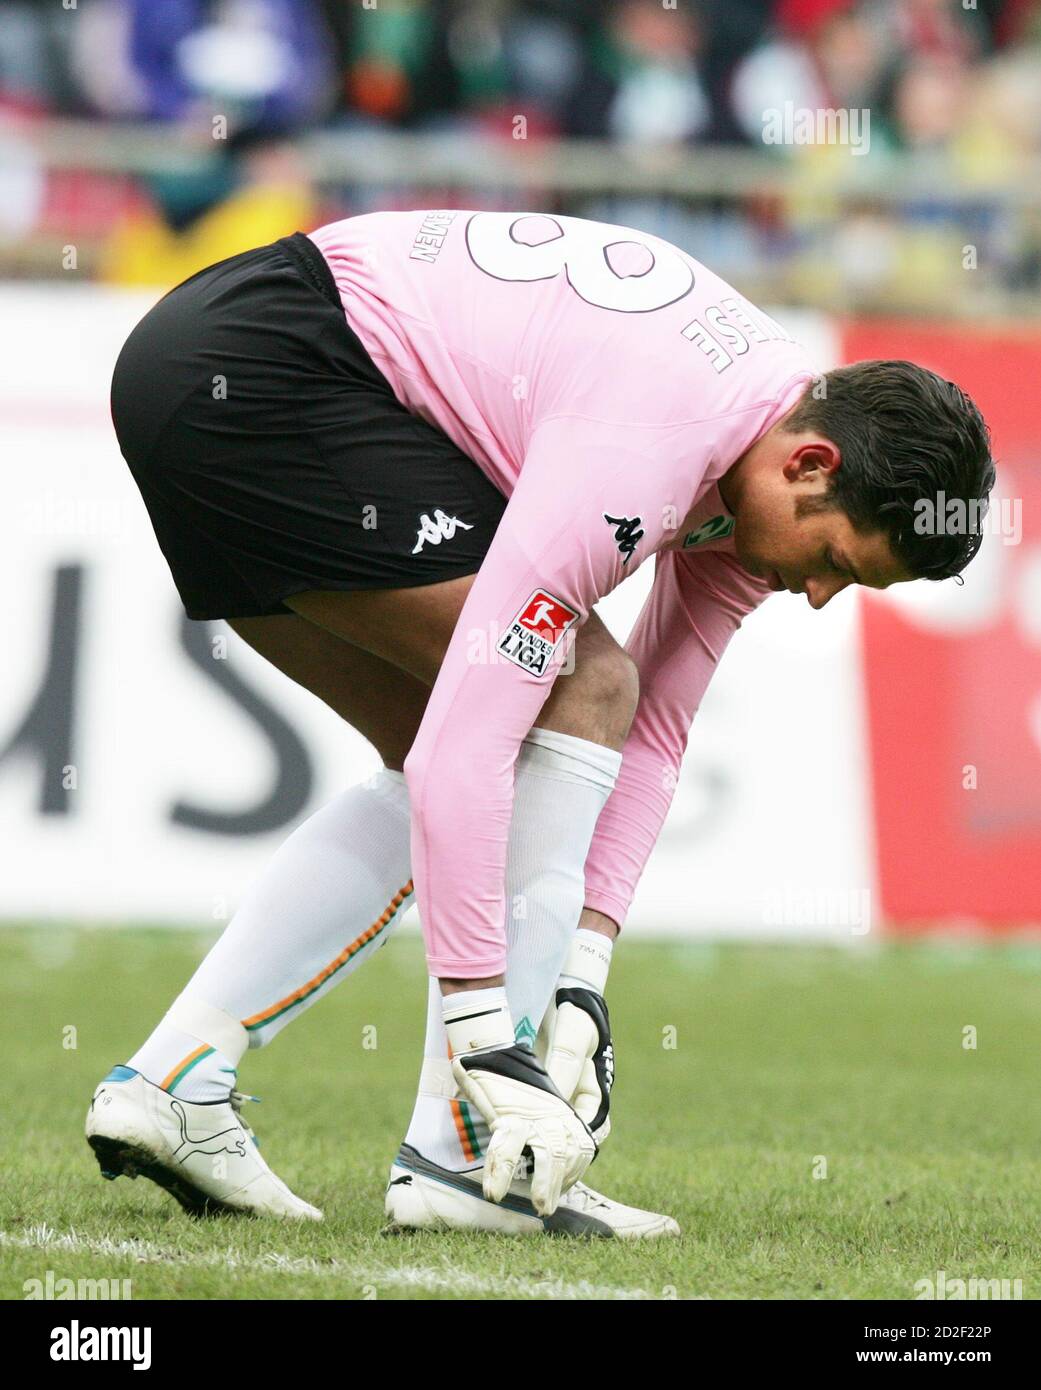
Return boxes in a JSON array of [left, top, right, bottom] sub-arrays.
[[127, 727, 620, 1134], [403, 727, 621, 1170], [127, 765, 414, 1101]]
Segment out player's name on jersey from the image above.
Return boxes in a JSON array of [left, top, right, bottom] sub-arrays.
[[680, 296, 796, 375], [409, 211, 458, 263]]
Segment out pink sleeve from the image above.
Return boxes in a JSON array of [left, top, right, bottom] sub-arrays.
[[403, 416, 699, 979], [582, 547, 770, 929]]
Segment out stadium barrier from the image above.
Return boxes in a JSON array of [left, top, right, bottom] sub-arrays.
[[2, 288, 1036, 934]]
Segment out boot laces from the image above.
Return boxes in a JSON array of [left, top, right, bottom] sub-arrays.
[[229, 1089, 260, 1139], [564, 1181, 610, 1211]]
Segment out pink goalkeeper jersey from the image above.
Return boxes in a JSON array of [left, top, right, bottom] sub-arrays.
[[309, 210, 818, 976]]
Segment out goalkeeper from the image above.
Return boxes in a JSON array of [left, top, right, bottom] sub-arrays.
[[87, 210, 993, 1237]]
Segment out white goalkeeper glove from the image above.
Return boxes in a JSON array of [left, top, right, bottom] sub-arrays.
[[444, 990, 596, 1216], [537, 929, 615, 1145]]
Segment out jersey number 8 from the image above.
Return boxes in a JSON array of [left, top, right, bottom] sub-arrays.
[[465, 212, 695, 314]]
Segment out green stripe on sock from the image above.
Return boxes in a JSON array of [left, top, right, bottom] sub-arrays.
[[459, 1100, 483, 1159], [166, 1047, 215, 1094], [244, 902, 406, 1035]]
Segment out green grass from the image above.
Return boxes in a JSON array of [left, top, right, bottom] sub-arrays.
[[2, 926, 1040, 1300]]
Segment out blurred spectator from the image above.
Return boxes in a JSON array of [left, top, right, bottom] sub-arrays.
[[0, 100, 47, 244], [0, 0, 1038, 309], [960, 43, 1041, 178], [731, 1, 885, 150], [865, 0, 982, 64], [0, 2, 61, 110], [101, 133, 318, 285], [75, 0, 335, 129], [328, 0, 441, 127], [569, 0, 710, 145]]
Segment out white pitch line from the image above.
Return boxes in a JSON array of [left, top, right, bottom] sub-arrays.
[[1, 1226, 656, 1300]]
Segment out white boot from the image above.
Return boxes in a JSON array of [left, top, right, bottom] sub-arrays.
[[384, 1143, 679, 1238], [86, 1067, 321, 1220]]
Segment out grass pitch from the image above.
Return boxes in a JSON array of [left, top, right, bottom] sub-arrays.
[[2, 926, 1040, 1301]]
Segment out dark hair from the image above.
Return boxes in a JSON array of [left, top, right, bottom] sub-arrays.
[[784, 360, 995, 581]]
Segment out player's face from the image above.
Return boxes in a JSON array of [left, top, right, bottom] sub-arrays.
[[728, 438, 915, 610]]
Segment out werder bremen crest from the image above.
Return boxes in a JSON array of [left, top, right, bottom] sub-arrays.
[[682, 514, 735, 549]]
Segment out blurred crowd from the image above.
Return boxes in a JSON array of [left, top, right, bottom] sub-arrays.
[[2, 0, 1040, 311]]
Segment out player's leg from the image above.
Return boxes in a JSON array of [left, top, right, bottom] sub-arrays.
[[142, 603, 631, 1082], [226, 611, 429, 770], [89, 599, 634, 1220], [224, 597, 655, 1232], [280, 586, 672, 1234], [195, 600, 633, 1083], [124, 602, 628, 1109], [124, 617, 423, 1106], [284, 584, 638, 747], [85, 620, 425, 1219], [279, 589, 676, 1234], [202, 590, 636, 1089], [282, 584, 634, 1155]]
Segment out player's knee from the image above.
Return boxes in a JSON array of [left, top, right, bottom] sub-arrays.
[[567, 644, 640, 745], [601, 648, 640, 731]]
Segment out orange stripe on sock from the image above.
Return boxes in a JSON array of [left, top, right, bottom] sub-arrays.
[[160, 1044, 210, 1092], [451, 1098, 477, 1163], [241, 880, 414, 1030]]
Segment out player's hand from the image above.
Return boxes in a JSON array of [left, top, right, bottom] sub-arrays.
[[539, 985, 614, 1145], [450, 1044, 596, 1215]]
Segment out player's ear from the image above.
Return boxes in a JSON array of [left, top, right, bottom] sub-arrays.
[[783, 438, 841, 483]]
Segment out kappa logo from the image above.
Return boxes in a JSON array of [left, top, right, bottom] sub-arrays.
[[412, 509, 474, 554], [603, 512, 644, 565], [497, 589, 579, 677], [682, 514, 735, 549]]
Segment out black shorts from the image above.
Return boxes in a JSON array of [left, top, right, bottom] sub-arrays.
[[110, 232, 508, 620]]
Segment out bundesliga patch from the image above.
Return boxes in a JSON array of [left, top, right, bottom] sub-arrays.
[[682, 514, 735, 549], [497, 589, 579, 677]]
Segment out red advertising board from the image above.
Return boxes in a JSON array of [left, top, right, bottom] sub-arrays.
[[849, 322, 1041, 927]]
